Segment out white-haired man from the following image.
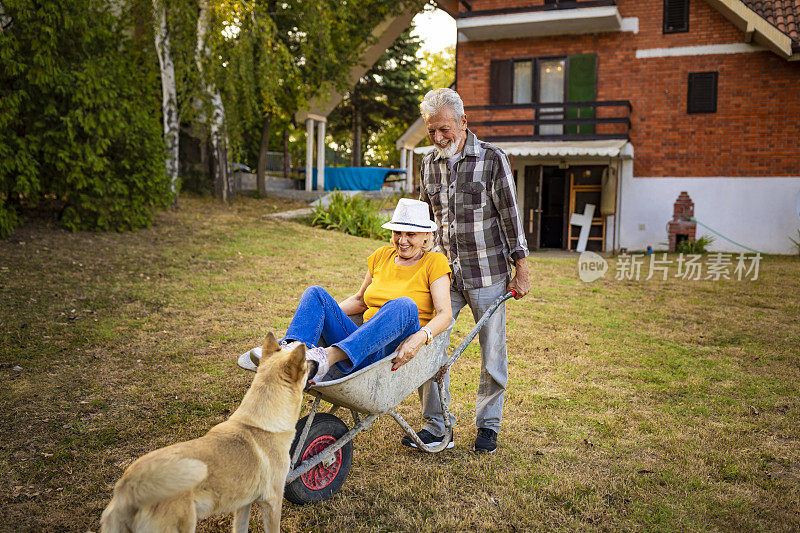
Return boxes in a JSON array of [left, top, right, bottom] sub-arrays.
[[402, 87, 530, 454]]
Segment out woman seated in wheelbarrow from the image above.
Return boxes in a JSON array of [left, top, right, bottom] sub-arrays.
[[245, 198, 453, 386]]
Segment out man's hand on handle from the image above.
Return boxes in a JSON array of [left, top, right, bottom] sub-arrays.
[[508, 257, 531, 300]]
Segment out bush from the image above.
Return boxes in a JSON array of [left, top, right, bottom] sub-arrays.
[[789, 229, 800, 255], [0, 0, 171, 238], [676, 234, 715, 254], [0, 203, 20, 238], [311, 191, 391, 241]]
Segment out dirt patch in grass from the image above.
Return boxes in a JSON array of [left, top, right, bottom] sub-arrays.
[[1, 195, 799, 531]]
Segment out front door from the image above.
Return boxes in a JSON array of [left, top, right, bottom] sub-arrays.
[[541, 166, 567, 248], [523, 166, 542, 251], [523, 165, 569, 250]]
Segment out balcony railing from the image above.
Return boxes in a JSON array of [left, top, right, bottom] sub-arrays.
[[466, 100, 632, 142]]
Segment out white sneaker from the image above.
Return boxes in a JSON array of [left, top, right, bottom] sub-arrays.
[[237, 346, 259, 372], [304, 346, 330, 383], [249, 346, 262, 366]]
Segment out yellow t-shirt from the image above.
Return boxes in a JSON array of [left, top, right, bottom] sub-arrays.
[[363, 246, 451, 326]]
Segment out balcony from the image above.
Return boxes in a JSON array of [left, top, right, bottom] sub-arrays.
[[466, 100, 632, 142], [457, 1, 623, 41]]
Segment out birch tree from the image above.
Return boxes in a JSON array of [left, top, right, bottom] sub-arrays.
[[152, 0, 179, 198], [195, 0, 231, 201]]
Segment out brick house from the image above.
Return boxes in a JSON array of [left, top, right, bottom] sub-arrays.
[[407, 0, 800, 253]]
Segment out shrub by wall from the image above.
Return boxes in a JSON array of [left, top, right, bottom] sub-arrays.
[[311, 191, 392, 241]]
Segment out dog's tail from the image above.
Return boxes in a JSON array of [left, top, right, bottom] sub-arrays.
[[100, 457, 208, 532]]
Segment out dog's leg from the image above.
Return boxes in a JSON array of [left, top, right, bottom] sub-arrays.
[[231, 504, 251, 533], [257, 498, 282, 533]]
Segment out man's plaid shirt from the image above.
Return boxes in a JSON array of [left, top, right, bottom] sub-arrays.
[[419, 130, 528, 291]]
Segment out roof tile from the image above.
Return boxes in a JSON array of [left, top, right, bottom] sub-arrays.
[[741, 0, 800, 42]]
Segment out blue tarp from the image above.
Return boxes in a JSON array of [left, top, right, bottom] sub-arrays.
[[307, 167, 406, 191]]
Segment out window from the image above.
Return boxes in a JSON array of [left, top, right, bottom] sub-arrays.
[[538, 59, 566, 135], [664, 0, 689, 33], [687, 72, 718, 114], [489, 55, 597, 136], [513, 61, 532, 104]]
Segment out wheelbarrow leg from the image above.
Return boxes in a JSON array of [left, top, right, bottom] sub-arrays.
[[291, 396, 320, 468], [437, 376, 454, 447], [389, 380, 453, 454]]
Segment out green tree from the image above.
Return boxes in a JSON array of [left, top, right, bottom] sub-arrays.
[[0, 0, 170, 237], [421, 45, 455, 91], [327, 29, 429, 167], [0, 0, 426, 237], [209, 0, 423, 184]]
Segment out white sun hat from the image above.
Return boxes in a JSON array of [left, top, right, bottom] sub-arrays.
[[381, 198, 437, 232]]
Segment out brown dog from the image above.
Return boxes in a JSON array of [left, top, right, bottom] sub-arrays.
[[101, 334, 307, 533]]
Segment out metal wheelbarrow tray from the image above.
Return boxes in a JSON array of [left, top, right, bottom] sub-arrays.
[[279, 291, 515, 504]]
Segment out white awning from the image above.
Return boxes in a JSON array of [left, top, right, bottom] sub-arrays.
[[414, 139, 633, 158]]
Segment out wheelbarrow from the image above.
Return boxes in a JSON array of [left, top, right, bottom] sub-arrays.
[[238, 291, 516, 504]]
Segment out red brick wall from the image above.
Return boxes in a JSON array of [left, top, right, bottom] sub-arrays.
[[456, 0, 800, 177]]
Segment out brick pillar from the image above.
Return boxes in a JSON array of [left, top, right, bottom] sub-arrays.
[[667, 191, 697, 251]]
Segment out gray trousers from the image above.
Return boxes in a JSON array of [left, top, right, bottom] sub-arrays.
[[419, 280, 508, 435]]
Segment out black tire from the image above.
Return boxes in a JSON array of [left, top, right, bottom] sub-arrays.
[[284, 413, 353, 504]]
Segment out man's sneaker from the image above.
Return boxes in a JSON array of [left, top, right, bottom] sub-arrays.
[[401, 429, 454, 450], [473, 428, 498, 453]]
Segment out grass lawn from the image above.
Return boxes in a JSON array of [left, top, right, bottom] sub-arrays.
[[1, 195, 798, 532]]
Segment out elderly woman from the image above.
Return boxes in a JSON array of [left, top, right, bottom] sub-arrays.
[[246, 199, 452, 385]]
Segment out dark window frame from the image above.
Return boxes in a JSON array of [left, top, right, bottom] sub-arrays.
[[507, 55, 571, 106], [663, 0, 690, 34], [534, 57, 569, 136], [687, 71, 718, 114], [535, 55, 570, 106]]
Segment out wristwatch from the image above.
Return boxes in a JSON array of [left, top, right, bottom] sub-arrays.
[[420, 326, 433, 344]]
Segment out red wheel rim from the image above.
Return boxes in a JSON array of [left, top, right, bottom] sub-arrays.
[[300, 435, 342, 490]]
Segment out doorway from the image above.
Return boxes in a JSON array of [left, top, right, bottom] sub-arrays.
[[523, 165, 567, 250], [566, 165, 606, 252], [523, 164, 607, 251]]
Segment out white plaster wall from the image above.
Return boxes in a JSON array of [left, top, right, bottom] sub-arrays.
[[619, 176, 800, 254]]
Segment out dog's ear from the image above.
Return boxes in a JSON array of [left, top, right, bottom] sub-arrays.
[[261, 333, 281, 360], [284, 344, 307, 383]]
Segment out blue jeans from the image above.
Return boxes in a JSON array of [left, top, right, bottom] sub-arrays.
[[282, 285, 421, 375]]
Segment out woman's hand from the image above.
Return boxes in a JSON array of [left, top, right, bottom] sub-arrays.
[[339, 272, 371, 316], [391, 330, 427, 371]]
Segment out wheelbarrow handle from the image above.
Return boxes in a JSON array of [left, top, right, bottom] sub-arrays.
[[440, 290, 516, 372]]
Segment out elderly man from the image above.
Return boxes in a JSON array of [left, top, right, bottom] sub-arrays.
[[402, 88, 530, 454]]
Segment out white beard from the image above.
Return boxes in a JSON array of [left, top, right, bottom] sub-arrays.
[[434, 132, 463, 159]]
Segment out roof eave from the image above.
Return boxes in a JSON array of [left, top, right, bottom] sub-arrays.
[[704, 0, 797, 60]]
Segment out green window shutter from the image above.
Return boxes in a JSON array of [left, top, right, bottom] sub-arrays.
[[567, 54, 597, 135]]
